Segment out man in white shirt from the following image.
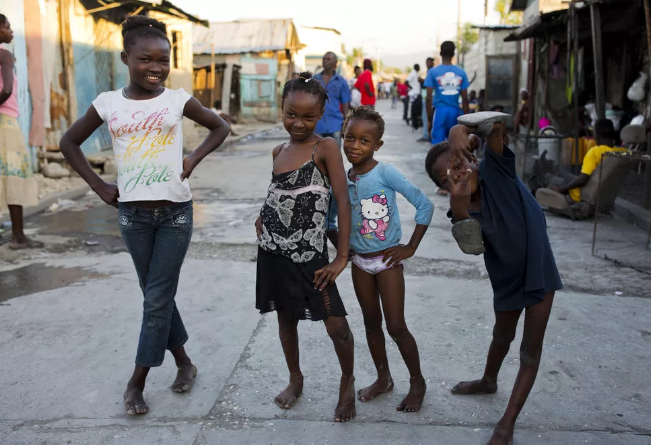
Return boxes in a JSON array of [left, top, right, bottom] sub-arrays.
[[406, 64, 421, 99]]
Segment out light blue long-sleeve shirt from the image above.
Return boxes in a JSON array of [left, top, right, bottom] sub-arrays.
[[327, 162, 434, 254]]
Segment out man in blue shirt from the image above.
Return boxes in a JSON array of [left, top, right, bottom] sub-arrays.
[[314, 52, 351, 141], [424, 41, 470, 144]]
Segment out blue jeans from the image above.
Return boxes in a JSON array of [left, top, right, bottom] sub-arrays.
[[422, 102, 429, 140], [317, 131, 341, 141], [118, 200, 193, 367]]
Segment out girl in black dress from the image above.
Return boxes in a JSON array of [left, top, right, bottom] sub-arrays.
[[254, 72, 355, 422]]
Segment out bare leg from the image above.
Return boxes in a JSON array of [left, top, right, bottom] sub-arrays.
[[275, 310, 303, 409], [452, 309, 521, 396], [324, 315, 356, 422], [377, 266, 426, 412], [488, 292, 555, 445], [170, 346, 197, 393], [7, 205, 42, 249], [124, 366, 150, 416], [352, 264, 394, 402]]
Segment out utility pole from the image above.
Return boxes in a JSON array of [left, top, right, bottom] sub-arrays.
[[209, 42, 215, 108], [457, 0, 462, 57]]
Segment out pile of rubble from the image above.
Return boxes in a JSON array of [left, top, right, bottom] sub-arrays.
[[37, 151, 116, 179]]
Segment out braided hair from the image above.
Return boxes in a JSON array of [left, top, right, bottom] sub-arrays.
[[343, 105, 385, 140], [122, 16, 169, 52], [281, 71, 328, 109]]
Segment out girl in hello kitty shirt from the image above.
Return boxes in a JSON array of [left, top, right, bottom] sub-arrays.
[[327, 106, 434, 413]]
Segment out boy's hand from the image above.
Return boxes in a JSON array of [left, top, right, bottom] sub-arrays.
[[449, 166, 472, 221], [447, 125, 474, 182], [254, 217, 262, 239], [314, 255, 347, 291], [180, 155, 199, 181], [92, 182, 119, 208], [382, 244, 415, 267]]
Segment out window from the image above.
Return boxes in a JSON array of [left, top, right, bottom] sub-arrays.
[[172, 31, 182, 69]]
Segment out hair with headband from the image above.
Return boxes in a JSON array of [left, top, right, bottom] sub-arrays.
[[281, 71, 328, 109], [122, 15, 169, 52]]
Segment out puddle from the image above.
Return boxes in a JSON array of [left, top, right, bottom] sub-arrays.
[[0, 263, 108, 302], [32, 204, 121, 237]]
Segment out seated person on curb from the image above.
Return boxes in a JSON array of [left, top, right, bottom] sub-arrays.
[[211, 100, 238, 136], [543, 119, 626, 203]]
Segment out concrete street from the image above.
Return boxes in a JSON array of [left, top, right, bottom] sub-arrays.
[[1, 101, 650, 445]]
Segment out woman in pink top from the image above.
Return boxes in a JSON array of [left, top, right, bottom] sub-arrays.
[[0, 14, 40, 249]]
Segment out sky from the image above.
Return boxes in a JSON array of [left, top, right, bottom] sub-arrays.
[[181, 0, 503, 59]]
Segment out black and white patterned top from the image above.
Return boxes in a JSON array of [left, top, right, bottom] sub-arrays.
[[258, 141, 331, 264]]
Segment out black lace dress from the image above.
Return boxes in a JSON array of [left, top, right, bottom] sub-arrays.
[[256, 141, 347, 321]]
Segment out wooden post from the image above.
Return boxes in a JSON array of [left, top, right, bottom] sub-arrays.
[[573, 3, 581, 173], [59, 0, 77, 123], [590, 1, 606, 119], [209, 42, 215, 108]]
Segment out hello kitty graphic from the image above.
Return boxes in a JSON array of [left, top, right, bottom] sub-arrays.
[[360, 194, 390, 241]]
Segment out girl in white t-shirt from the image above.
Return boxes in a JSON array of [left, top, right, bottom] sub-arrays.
[[60, 16, 230, 416]]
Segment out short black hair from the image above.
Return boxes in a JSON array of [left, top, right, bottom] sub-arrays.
[[594, 119, 615, 140], [490, 105, 504, 112], [425, 142, 451, 188], [426, 57, 434, 63], [414, 64, 421, 71], [354, 66, 361, 71], [0, 14, 7, 27], [343, 105, 385, 140], [441, 41, 456, 57], [213, 99, 222, 109], [122, 16, 169, 52], [281, 71, 328, 109]]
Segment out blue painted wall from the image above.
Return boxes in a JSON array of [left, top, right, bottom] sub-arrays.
[[240, 55, 278, 121]]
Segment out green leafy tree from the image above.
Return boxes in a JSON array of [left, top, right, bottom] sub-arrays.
[[495, 0, 523, 25], [347, 47, 364, 68], [459, 22, 479, 68]]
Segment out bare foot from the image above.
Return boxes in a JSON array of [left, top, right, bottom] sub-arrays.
[[397, 375, 426, 412], [171, 364, 197, 393], [8, 238, 44, 250], [487, 420, 514, 445], [334, 375, 356, 422], [358, 377, 394, 402], [451, 379, 497, 395], [124, 385, 148, 416], [275, 375, 303, 409]]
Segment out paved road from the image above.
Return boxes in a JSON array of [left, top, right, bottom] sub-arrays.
[[1, 101, 650, 445]]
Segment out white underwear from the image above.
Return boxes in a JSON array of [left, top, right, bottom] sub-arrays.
[[352, 255, 402, 275]]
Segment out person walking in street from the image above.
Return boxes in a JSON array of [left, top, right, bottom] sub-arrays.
[[0, 14, 41, 250], [405, 64, 421, 125], [59, 16, 231, 416], [350, 66, 362, 108], [327, 106, 434, 413], [418, 57, 435, 142], [399, 80, 409, 122], [254, 72, 356, 423], [314, 52, 350, 141], [425, 117, 562, 445], [355, 59, 376, 109], [424, 41, 470, 144], [391, 79, 398, 109]]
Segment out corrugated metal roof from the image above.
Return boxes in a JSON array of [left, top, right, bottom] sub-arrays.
[[193, 19, 301, 55]]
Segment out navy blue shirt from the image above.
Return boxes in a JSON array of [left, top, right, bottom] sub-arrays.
[[314, 72, 351, 135], [471, 146, 563, 311]]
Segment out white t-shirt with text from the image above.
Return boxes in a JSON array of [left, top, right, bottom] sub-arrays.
[[92, 88, 192, 203]]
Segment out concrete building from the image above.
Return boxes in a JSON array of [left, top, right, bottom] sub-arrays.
[[462, 25, 527, 115], [294, 26, 346, 75], [192, 19, 303, 122], [0, 0, 205, 160]]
